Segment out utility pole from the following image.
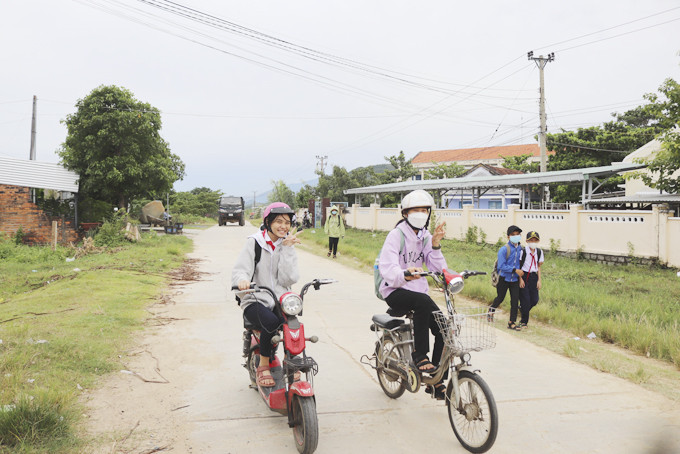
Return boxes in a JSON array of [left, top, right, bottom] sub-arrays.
[[527, 51, 554, 173], [315, 155, 328, 175], [253, 190, 256, 209], [29, 95, 37, 160]]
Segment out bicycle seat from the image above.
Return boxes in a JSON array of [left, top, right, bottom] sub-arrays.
[[386, 307, 413, 318], [371, 314, 405, 330], [243, 313, 256, 330]]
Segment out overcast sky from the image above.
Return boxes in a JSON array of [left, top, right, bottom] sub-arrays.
[[1, 1, 679, 197]]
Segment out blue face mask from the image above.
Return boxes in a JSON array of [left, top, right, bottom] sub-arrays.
[[510, 235, 521, 244]]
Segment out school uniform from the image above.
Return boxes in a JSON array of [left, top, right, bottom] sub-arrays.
[[489, 242, 522, 323], [519, 245, 544, 325]]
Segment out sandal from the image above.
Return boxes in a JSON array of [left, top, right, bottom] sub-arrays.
[[413, 354, 438, 374], [256, 365, 276, 387], [508, 322, 521, 331], [425, 381, 446, 400], [332, 254, 337, 259], [327, 251, 331, 257], [519, 322, 528, 329], [487, 309, 495, 323]]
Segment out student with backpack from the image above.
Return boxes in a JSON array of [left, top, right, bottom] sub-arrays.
[[488, 225, 524, 331], [324, 205, 345, 258], [232, 202, 301, 387], [518, 231, 544, 328], [377, 190, 450, 399]]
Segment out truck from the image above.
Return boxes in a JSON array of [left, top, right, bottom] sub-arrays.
[[218, 196, 245, 226]]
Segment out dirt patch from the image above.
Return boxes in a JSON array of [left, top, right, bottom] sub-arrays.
[[80, 258, 205, 453]]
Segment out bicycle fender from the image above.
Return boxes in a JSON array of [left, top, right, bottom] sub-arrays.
[[289, 380, 315, 398]]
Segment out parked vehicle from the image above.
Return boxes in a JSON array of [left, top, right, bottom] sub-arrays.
[[219, 196, 245, 226], [233, 278, 336, 454], [361, 269, 498, 453]]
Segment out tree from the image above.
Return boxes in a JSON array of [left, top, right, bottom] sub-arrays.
[[501, 154, 538, 173], [59, 85, 185, 209], [380, 151, 418, 183], [424, 161, 466, 179], [629, 78, 680, 193], [295, 184, 317, 210], [170, 187, 223, 218], [268, 180, 296, 208], [545, 79, 676, 202], [314, 165, 380, 205]]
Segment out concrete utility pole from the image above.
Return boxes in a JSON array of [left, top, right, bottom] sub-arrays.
[[253, 190, 256, 209], [527, 51, 554, 173], [30, 95, 37, 160], [315, 155, 328, 174]]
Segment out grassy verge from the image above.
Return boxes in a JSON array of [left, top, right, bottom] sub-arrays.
[[0, 234, 192, 453], [297, 227, 680, 371]]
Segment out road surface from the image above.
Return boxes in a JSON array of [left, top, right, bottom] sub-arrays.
[[86, 225, 680, 454]]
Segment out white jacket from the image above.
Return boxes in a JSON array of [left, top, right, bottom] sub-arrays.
[[231, 231, 299, 311]]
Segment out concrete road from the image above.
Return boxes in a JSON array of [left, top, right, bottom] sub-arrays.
[[114, 225, 680, 453]]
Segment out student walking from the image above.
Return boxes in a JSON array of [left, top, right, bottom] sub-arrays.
[[519, 231, 544, 328], [324, 205, 345, 258], [489, 225, 524, 330]]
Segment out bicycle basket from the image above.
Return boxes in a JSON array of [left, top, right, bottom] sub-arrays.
[[433, 307, 497, 354]]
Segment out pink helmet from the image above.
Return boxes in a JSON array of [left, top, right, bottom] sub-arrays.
[[262, 202, 295, 231]]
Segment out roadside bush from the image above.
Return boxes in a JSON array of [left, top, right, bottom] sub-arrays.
[[93, 211, 128, 247]]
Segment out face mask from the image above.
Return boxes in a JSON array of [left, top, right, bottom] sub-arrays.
[[407, 212, 429, 229], [528, 242, 539, 250], [510, 235, 521, 244], [331, 210, 337, 215]]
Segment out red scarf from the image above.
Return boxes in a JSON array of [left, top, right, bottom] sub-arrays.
[[263, 230, 275, 251]]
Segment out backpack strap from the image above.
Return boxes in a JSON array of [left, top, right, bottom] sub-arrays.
[[252, 240, 262, 280]]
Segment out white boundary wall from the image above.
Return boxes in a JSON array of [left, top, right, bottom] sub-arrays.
[[343, 204, 680, 268]]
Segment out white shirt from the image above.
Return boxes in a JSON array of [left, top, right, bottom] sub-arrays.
[[520, 245, 543, 273]]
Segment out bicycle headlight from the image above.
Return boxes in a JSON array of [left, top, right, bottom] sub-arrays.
[[443, 269, 465, 294], [280, 292, 303, 316]]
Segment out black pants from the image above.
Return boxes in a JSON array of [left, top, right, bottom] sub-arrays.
[[328, 237, 339, 255], [385, 289, 444, 366], [490, 276, 520, 323], [243, 303, 283, 358], [520, 272, 540, 324]]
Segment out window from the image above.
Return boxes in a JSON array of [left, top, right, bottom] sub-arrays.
[[488, 200, 502, 209]]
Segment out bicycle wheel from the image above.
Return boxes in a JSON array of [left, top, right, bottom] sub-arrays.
[[447, 370, 498, 453], [291, 395, 319, 454], [375, 337, 406, 399]]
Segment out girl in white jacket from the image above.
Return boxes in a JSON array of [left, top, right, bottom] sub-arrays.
[[232, 202, 300, 387]]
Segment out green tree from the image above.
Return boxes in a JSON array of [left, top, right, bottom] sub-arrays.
[[268, 180, 296, 208], [501, 154, 539, 173], [169, 187, 223, 218], [59, 85, 185, 209], [295, 184, 317, 210], [545, 80, 676, 202], [629, 78, 680, 193], [380, 151, 418, 183], [424, 161, 466, 179], [314, 165, 379, 205]]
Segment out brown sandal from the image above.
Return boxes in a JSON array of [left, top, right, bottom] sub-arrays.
[[256, 366, 275, 387]]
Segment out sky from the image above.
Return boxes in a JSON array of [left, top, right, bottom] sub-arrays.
[[1, 1, 679, 199]]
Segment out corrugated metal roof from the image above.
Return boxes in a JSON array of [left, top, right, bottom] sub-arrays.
[[586, 194, 680, 204], [0, 156, 79, 193], [344, 162, 647, 195]]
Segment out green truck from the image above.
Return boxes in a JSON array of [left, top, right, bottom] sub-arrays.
[[218, 196, 245, 226]]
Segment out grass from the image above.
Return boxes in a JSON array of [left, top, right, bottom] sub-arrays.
[[298, 226, 680, 369], [0, 233, 192, 453]]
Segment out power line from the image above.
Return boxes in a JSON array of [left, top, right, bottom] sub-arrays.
[[534, 6, 680, 52]]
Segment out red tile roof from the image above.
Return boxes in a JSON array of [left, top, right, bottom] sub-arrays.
[[412, 144, 541, 164]]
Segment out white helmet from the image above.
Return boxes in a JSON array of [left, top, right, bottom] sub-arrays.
[[401, 190, 434, 211]]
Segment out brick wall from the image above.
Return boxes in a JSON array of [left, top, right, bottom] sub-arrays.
[[0, 184, 80, 245]]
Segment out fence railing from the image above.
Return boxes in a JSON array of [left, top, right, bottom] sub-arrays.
[[341, 203, 680, 268]]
